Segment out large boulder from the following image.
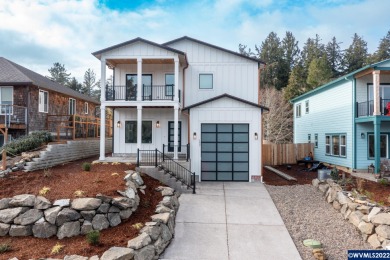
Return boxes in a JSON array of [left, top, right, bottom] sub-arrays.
[[63, 255, 88, 260], [80, 210, 96, 221], [0, 223, 10, 236], [14, 209, 43, 225], [34, 196, 52, 210], [151, 213, 170, 224], [0, 207, 25, 223], [53, 199, 70, 208], [134, 245, 155, 260], [9, 225, 32, 236], [127, 232, 152, 249], [56, 208, 81, 226], [120, 209, 132, 220], [92, 214, 109, 231], [32, 221, 57, 238], [131, 172, 144, 186], [358, 221, 374, 235], [80, 221, 93, 235], [57, 221, 80, 239], [112, 197, 135, 209], [117, 188, 136, 199], [101, 247, 134, 260], [349, 211, 364, 227], [368, 234, 382, 249], [9, 194, 36, 207], [97, 203, 110, 214], [44, 206, 61, 225], [376, 225, 390, 239], [140, 223, 161, 241], [371, 213, 390, 225], [108, 213, 121, 227], [337, 192, 352, 205], [71, 198, 102, 211], [0, 198, 11, 210], [368, 207, 382, 221]]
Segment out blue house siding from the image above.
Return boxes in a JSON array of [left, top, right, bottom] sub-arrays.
[[293, 80, 353, 168]]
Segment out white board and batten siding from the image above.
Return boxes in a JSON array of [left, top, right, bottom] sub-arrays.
[[189, 97, 262, 181], [166, 39, 259, 106], [294, 80, 354, 168], [102, 41, 179, 59], [113, 108, 188, 154]]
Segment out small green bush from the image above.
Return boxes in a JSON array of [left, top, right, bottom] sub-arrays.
[[378, 178, 389, 186], [0, 243, 11, 253], [330, 166, 339, 181], [82, 162, 91, 171], [2, 131, 52, 157], [86, 230, 100, 245]]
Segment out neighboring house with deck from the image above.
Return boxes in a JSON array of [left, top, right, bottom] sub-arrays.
[[292, 59, 390, 173], [93, 36, 268, 182], [0, 57, 102, 145]]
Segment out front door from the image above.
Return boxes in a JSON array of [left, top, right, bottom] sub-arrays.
[[168, 121, 181, 152]]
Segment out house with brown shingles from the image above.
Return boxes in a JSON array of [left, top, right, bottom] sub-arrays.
[[0, 57, 100, 145]]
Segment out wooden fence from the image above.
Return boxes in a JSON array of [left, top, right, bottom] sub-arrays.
[[262, 143, 314, 166]]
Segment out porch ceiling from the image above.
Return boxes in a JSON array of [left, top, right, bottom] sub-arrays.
[[355, 68, 390, 79]]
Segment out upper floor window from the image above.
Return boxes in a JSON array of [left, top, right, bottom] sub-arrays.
[[0, 86, 13, 115], [69, 98, 76, 115], [295, 103, 301, 118], [305, 100, 309, 114], [39, 90, 48, 113], [308, 134, 311, 143], [84, 102, 88, 114], [165, 74, 174, 96], [199, 74, 213, 89], [314, 134, 318, 148]]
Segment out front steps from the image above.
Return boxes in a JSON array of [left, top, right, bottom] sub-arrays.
[[138, 164, 194, 194], [24, 138, 112, 171]]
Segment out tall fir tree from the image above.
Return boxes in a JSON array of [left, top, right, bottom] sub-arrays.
[[67, 77, 82, 92], [306, 56, 332, 89], [81, 68, 96, 96], [47, 62, 71, 86], [325, 37, 342, 78], [342, 33, 368, 74], [301, 34, 325, 77], [283, 61, 307, 101], [282, 31, 300, 70], [372, 30, 390, 63]]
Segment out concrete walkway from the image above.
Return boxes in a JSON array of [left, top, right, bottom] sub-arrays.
[[161, 182, 301, 260]]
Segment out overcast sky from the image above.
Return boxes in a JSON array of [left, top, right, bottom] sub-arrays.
[[0, 0, 389, 82]]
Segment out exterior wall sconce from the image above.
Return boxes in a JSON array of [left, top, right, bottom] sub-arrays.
[[193, 132, 197, 140], [117, 121, 122, 128], [156, 121, 160, 128], [361, 133, 365, 139], [254, 132, 258, 140]]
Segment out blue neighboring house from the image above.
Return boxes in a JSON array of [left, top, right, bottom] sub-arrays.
[[292, 59, 390, 173]]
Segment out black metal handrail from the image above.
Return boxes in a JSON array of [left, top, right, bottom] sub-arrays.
[[162, 143, 190, 161], [106, 85, 137, 101], [137, 148, 195, 194], [356, 98, 390, 117], [142, 85, 175, 101]]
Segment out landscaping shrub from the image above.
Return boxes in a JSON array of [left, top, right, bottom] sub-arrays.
[[2, 131, 52, 156], [0, 243, 11, 253], [378, 178, 389, 186], [82, 162, 91, 171], [86, 230, 100, 246]]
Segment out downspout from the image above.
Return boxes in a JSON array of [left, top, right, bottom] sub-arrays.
[[112, 108, 115, 155], [26, 85, 30, 135], [181, 54, 190, 144], [258, 62, 265, 183], [352, 77, 357, 170]]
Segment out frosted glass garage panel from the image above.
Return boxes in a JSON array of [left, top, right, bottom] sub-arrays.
[[202, 172, 217, 180], [202, 133, 216, 142], [202, 152, 216, 161], [218, 143, 232, 152], [202, 162, 216, 171], [219, 172, 232, 180], [202, 143, 216, 152], [218, 162, 232, 171], [233, 133, 248, 142], [233, 143, 248, 152], [218, 153, 232, 161], [218, 133, 232, 142], [218, 124, 232, 132], [233, 163, 248, 171], [233, 124, 249, 132], [202, 124, 216, 132], [234, 172, 249, 181], [234, 153, 248, 161]]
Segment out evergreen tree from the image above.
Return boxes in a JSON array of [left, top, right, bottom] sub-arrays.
[[306, 56, 332, 89], [47, 62, 71, 86], [81, 68, 96, 96], [342, 33, 368, 73], [283, 61, 307, 101], [282, 31, 300, 70], [238, 44, 256, 58], [67, 77, 82, 92], [301, 34, 325, 76], [372, 30, 390, 63], [325, 37, 343, 78]]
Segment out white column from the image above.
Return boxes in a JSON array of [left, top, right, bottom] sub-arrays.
[[137, 58, 142, 101], [174, 57, 179, 102], [99, 105, 106, 160], [173, 105, 179, 159], [373, 70, 381, 115], [137, 105, 142, 152], [100, 57, 106, 102]]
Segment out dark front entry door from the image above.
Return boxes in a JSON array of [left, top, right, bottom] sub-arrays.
[[201, 124, 249, 181], [168, 121, 181, 152]]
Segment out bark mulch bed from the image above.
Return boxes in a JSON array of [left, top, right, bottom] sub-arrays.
[[0, 156, 164, 259], [264, 164, 390, 206]]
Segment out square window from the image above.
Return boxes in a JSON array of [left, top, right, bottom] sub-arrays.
[[125, 121, 152, 144], [199, 74, 213, 89]]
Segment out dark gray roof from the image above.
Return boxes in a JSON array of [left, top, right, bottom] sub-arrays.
[[163, 36, 265, 64], [0, 57, 99, 104], [183, 93, 269, 111]]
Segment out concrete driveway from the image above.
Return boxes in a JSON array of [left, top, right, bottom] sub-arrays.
[[161, 182, 301, 260]]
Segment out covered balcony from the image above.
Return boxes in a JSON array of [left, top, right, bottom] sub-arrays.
[[106, 84, 180, 102], [356, 98, 390, 117]]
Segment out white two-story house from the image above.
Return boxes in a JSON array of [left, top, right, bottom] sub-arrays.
[[292, 59, 390, 173], [93, 36, 268, 182]]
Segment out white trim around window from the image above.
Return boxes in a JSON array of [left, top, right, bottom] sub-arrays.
[[0, 86, 14, 115], [199, 73, 213, 89], [295, 103, 301, 118], [84, 102, 88, 114], [39, 89, 49, 113], [305, 100, 309, 114], [69, 98, 76, 115], [325, 133, 347, 157]]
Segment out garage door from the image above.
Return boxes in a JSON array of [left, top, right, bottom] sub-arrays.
[[201, 124, 249, 181]]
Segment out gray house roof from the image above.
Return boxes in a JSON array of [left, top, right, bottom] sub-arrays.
[[0, 57, 99, 104]]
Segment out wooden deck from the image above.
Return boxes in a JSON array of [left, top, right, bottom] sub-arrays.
[[0, 123, 26, 130]]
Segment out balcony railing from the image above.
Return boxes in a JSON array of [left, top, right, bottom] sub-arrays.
[[0, 105, 27, 128], [106, 85, 180, 102], [356, 99, 390, 117]]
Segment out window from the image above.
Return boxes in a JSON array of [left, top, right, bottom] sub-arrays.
[[368, 134, 388, 158], [84, 102, 88, 114], [165, 74, 174, 96], [39, 90, 48, 113], [305, 100, 309, 114], [69, 98, 76, 115], [0, 86, 13, 115], [95, 106, 100, 117], [325, 134, 347, 157], [125, 121, 152, 143], [314, 134, 318, 148], [296, 103, 301, 118], [199, 74, 213, 89], [308, 134, 311, 143]]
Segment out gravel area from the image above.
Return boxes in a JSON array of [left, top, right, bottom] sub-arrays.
[[266, 184, 371, 260]]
